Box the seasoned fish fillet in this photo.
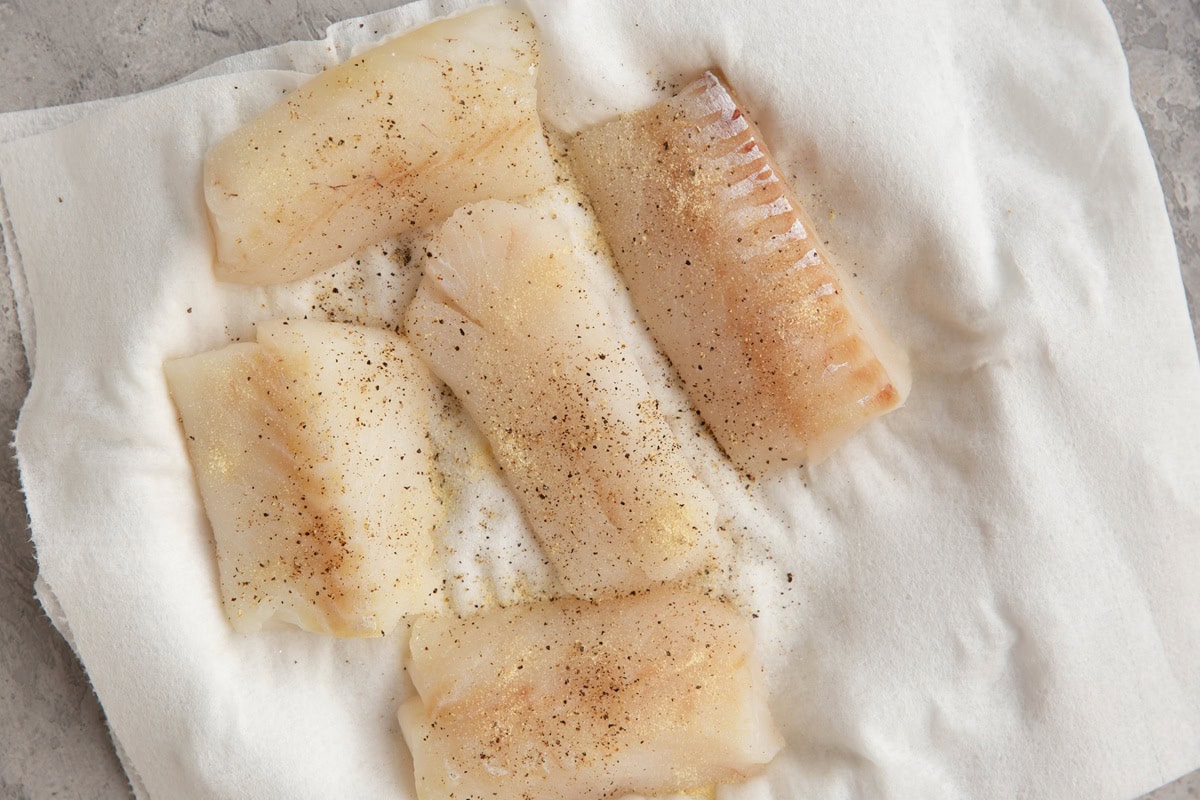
[405,201,719,599]
[165,320,443,636]
[570,71,910,472]
[398,587,783,799]
[205,6,555,285]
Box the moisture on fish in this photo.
[204,6,556,285]
[405,200,721,600]
[165,320,444,636]
[570,71,911,473]
[399,586,784,800]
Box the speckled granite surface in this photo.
[0,1,1196,798]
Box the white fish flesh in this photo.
[204,6,556,285]
[570,71,911,473]
[405,200,720,600]
[398,587,784,799]
[164,319,443,636]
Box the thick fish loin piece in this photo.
[399,587,783,799]
[405,200,719,599]
[571,71,910,473]
[205,6,556,285]
[165,320,443,636]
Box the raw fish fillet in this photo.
[398,587,783,799]
[405,201,719,599]
[205,6,555,285]
[165,320,443,636]
[570,71,911,473]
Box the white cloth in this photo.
[1,1,1197,799]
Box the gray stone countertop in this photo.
[0,1,1196,798]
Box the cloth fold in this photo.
[0,1,1197,798]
